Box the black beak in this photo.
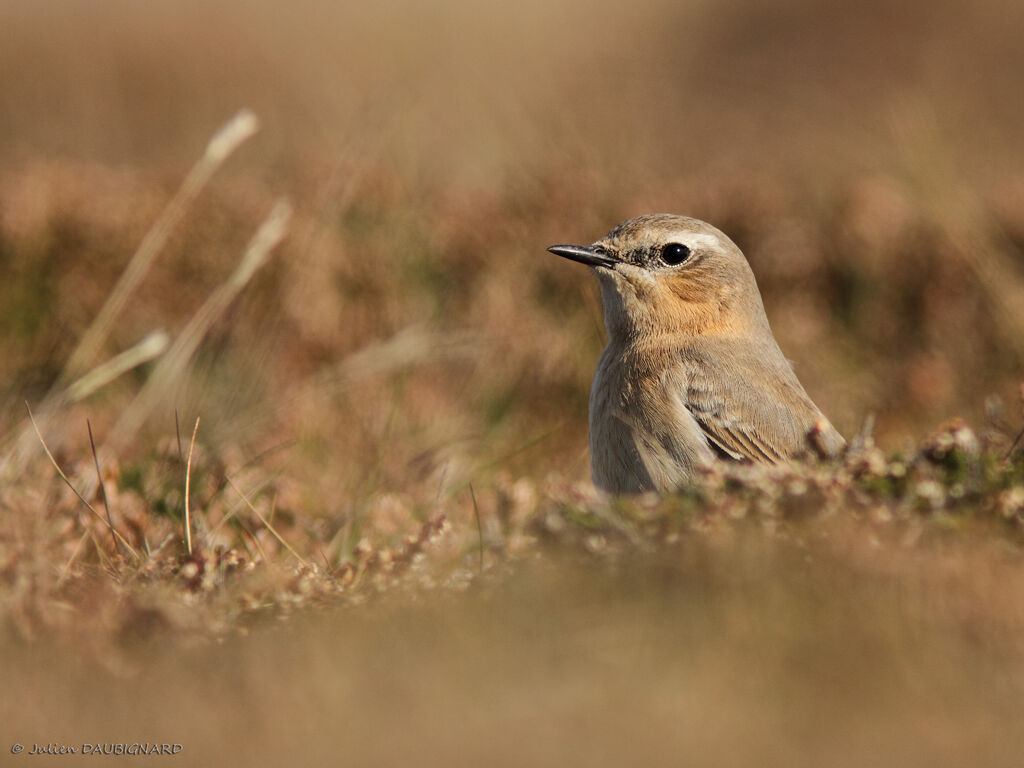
[547,244,620,269]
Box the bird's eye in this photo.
[660,243,691,266]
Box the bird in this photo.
[547,214,845,494]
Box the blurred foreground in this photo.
[5,528,1024,768]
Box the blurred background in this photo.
[2,0,1023,507]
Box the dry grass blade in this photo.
[56,531,91,588]
[1012,386,1024,459]
[1007,425,1024,460]
[60,110,260,382]
[470,483,483,572]
[108,199,292,449]
[184,417,200,556]
[224,475,308,566]
[319,325,479,389]
[175,410,183,463]
[242,324,480,441]
[25,403,139,562]
[1,331,170,480]
[65,330,169,403]
[87,420,117,554]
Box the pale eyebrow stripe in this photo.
[685,233,720,249]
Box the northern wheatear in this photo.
[548,214,845,494]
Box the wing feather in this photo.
[682,353,821,464]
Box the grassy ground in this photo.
[2,0,1024,764]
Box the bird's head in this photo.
[548,214,769,343]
